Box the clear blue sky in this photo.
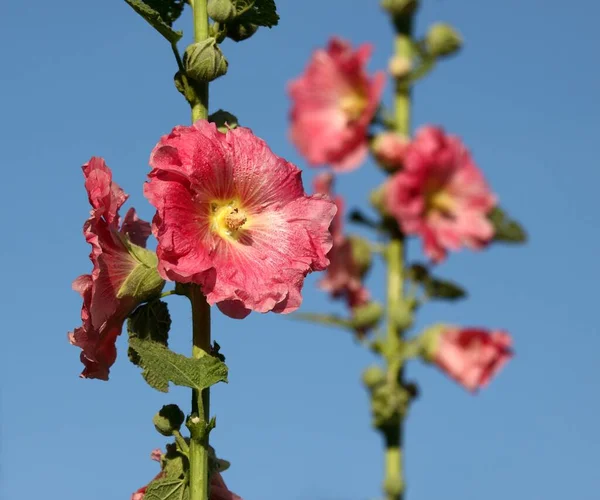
[2,1,599,499]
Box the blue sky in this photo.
[2,1,600,499]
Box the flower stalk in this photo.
[189,2,211,500]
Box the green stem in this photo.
[383,14,413,500]
[188,4,211,500]
[191,0,209,122]
[189,284,211,500]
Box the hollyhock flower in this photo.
[69,157,163,380]
[385,126,497,262]
[372,131,409,172]
[288,37,385,171]
[424,327,513,392]
[144,121,336,319]
[313,173,370,310]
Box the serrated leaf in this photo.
[291,312,353,331]
[489,206,527,244]
[128,301,171,366]
[235,0,279,28]
[129,338,228,393]
[144,477,188,500]
[143,0,186,26]
[124,0,183,43]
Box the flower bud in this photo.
[390,300,414,331]
[362,365,386,390]
[153,404,185,436]
[380,0,419,17]
[184,38,228,83]
[372,132,409,173]
[388,55,412,79]
[369,183,390,216]
[425,23,463,58]
[208,109,239,133]
[116,243,165,302]
[348,236,372,277]
[226,22,259,42]
[207,0,236,23]
[351,301,384,331]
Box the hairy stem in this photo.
[188,4,211,500]
[383,14,414,500]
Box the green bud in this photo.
[153,404,185,436]
[381,0,419,17]
[383,476,405,497]
[208,109,239,133]
[390,301,414,331]
[184,38,228,83]
[351,302,384,332]
[348,236,372,277]
[226,21,259,42]
[207,0,236,23]
[419,324,447,361]
[425,23,463,58]
[369,184,389,216]
[362,365,386,390]
[116,242,165,302]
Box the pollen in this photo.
[211,201,248,239]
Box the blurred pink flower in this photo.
[144,121,336,319]
[385,126,496,262]
[69,158,153,380]
[289,37,385,171]
[429,327,512,391]
[372,131,409,171]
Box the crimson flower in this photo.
[288,37,385,171]
[144,121,336,319]
[69,158,161,380]
[426,327,513,392]
[385,126,496,262]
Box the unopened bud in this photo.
[388,55,412,78]
[425,23,463,58]
[226,22,259,42]
[381,0,419,17]
[369,183,390,216]
[372,132,409,173]
[184,38,228,83]
[351,302,384,331]
[207,0,236,23]
[362,365,386,389]
[153,404,185,436]
[208,109,239,133]
[348,236,372,277]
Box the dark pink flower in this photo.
[144,121,336,319]
[69,157,156,380]
[313,173,370,309]
[288,37,385,171]
[427,327,513,392]
[385,126,497,262]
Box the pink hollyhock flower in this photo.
[313,173,370,309]
[288,37,385,171]
[426,327,513,392]
[144,121,336,319]
[385,126,497,262]
[372,132,409,172]
[69,157,159,380]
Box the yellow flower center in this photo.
[424,184,455,218]
[211,200,248,240]
[339,90,368,121]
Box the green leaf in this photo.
[143,0,186,26]
[407,264,467,301]
[128,300,171,345]
[129,338,228,393]
[235,0,279,28]
[290,312,353,331]
[489,207,527,244]
[144,477,188,500]
[124,0,183,43]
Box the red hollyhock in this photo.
[385,126,496,262]
[288,37,385,171]
[144,121,336,319]
[69,158,159,380]
[426,327,513,392]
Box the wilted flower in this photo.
[288,37,385,171]
[144,121,336,319]
[424,326,512,391]
[385,126,496,262]
[69,158,163,380]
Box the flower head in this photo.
[288,37,385,171]
[69,158,161,380]
[144,121,336,319]
[425,326,513,391]
[385,126,497,262]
